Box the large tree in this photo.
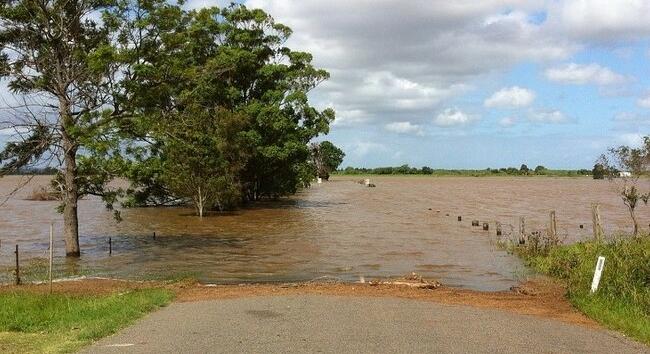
[0,0,124,256]
[118,4,334,207]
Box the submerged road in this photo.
[84,295,648,354]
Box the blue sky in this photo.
[2,0,650,169]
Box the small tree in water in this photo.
[598,136,650,237]
[160,108,250,218]
[310,141,345,180]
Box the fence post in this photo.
[496,222,502,236]
[549,210,557,240]
[49,223,54,294]
[592,204,603,241]
[15,244,20,285]
[109,237,112,255]
[519,216,526,244]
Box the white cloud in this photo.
[528,109,568,124]
[484,86,535,108]
[498,117,517,127]
[384,121,423,135]
[434,108,476,127]
[331,109,370,127]
[544,63,626,85]
[245,0,574,128]
[348,141,387,157]
[637,95,650,108]
[547,0,650,42]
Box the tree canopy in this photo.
[310,141,345,180]
[0,1,337,254]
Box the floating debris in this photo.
[368,272,441,289]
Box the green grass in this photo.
[0,288,173,353]
[517,235,650,345]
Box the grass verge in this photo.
[513,235,649,345]
[0,287,173,353]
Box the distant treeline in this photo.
[336,164,592,177]
[9,167,59,175]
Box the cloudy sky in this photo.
[2,0,650,169]
[241,0,650,169]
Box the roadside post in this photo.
[590,256,605,293]
[15,244,20,285]
[49,223,54,294]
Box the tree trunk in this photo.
[61,97,80,257]
[197,186,204,218]
[629,206,639,237]
[62,134,80,257]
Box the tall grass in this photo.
[514,235,650,344]
[0,288,173,353]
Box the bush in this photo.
[25,186,60,201]
[518,235,650,344]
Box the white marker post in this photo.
[590,256,605,293]
[317,177,322,184]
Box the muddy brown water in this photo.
[0,175,648,290]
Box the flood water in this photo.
[0,175,648,290]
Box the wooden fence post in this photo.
[549,210,557,240]
[15,245,20,285]
[519,216,526,244]
[49,223,53,293]
[592,204,603,241]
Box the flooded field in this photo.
[0,175,647,290]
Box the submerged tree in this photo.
[598,136,650,237]
[160,108,250,217]
[310,141,345,180]
[118,4,335,206]
[0,0,125,256]
[592,163,606,180]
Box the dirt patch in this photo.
[0,276,594,328]
[176,277,595,328]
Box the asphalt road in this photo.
[84,295,648,354]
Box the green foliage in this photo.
[310,141,345,180]
[597,135,650,236]
[519,236,650,344]
[534,165,546,173]
[0,288,173,352]
[519,164,530,174]
[160,108,250,216]
[116,3,334,207]
[592,163,606,179]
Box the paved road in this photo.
[84,295,648,354]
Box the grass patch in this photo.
[0,288,173,353]
[514,235,650,345]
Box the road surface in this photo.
[84,295,648,354]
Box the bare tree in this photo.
[598,136,650,237]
